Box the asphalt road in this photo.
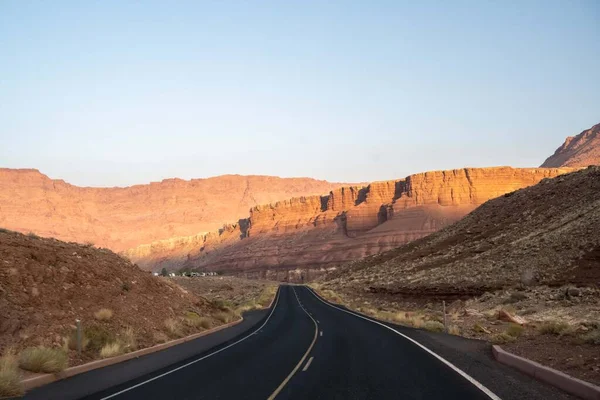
[24,285,574,400]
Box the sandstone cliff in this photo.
[321,166,600,295]
[0,169,347,251]
[125,167,574,275]
[541,122,600,168]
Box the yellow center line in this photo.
[267,287,319,400]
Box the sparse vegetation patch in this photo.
[18,346,68,373]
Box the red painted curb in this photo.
[493,345,600,400]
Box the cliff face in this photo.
[0,169,347,251]
[541,123,600,168]
[126,167,574,274]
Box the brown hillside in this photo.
[541,122,600,168]
[125,167,574,276]
[0,169,347,251]
[322,166,600,296]
[0,229,225,365]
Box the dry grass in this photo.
[183,312,211,330]
[506,323,524,338]
[164,318,183,338]
[423,321,445,333]
[100,342,123,359]
[0,348,23,398]
[492,332,517,344]
[18,346,68,373]
[121,327,137,352]
[538,320,571,336]
[257,285,278,307]
[448,325,461,335]
[213,311,236,324]
[578,329,600,345]
[94,308,114,321]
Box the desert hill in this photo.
[321,166,600,296]
[125,167,574,277]
[0,229,228,363]
[0,169,347,251]
[541,122,600,168]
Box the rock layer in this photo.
[541,122,600,168]
[0,169,347,251]
[125,167,574,274]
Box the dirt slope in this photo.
[322,166,600,296]
[541,122,600,168]
[0,169,348,251]
[0,229,224,365]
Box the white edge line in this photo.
[302,357,314,372]
[305,287,501,400]
[100,287,282,400]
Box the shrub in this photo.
[121,327,137,352]
[492,332,516,344]
[18,347,68,373]
[0,349,23,398]
[0,228,9,234]
[85,325,115,352]
[506,323,524,338]
[256,286,278,307]
[100,342,123,358]
[83,241,95,248]
[121,282,131,292]
[423,321,445,332]
[211,299,234,311]
[538,320,570,336]
[578,329,600,345]
[67,328,90,351]
[213,311,234,324]
[94,308,113,321]
[164,318,183,338]
[183,312,210,329]
[448,325,460,335]
[27,232,40,239]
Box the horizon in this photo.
[1,1,599,187]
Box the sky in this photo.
[1,1,599,187]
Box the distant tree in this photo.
[161,268,168,277]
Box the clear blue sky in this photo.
[1,1,599,187]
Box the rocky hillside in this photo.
[125,167,574,276]
[0,229,228,365]
[541,122,600,168]
[321,166,600,297]
[0,169,347,251]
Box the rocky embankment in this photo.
[541,122,600,168]
[0,169,346,251]
[126,167,574,275]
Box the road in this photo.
[25,285,573,400]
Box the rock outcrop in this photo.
[125,167,574,274]
[0,169,347,251]
[541,122,600,168]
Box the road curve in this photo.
[23,285,574,400]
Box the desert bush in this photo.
[538,320,570,336]
[257,285,278,307]
[211,299,234,311]
[121,327,137,352]
[448,325,460,335]
[100,342,123,358]
[121,282,131,292]
[94,308,113,321]
[164,318,183,338]
[18,347,68,373]
[578,329,600,345]
[213,311,235,324]
[506,323,524,338]
[67,328,90,351]
[83,241,95,248]
[492,332,517,344]
[0,227,9,233]
[183,312,211,330]
[423,321,445,333]
[473,323,490,334]
[0,348,23,398]
[85,325,115,351]
[27,232,40,239]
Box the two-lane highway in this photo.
[26,285,570,399]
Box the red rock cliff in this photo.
[541,122,600,168]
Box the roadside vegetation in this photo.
[18,347,68,373]
[0,348,23,398]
